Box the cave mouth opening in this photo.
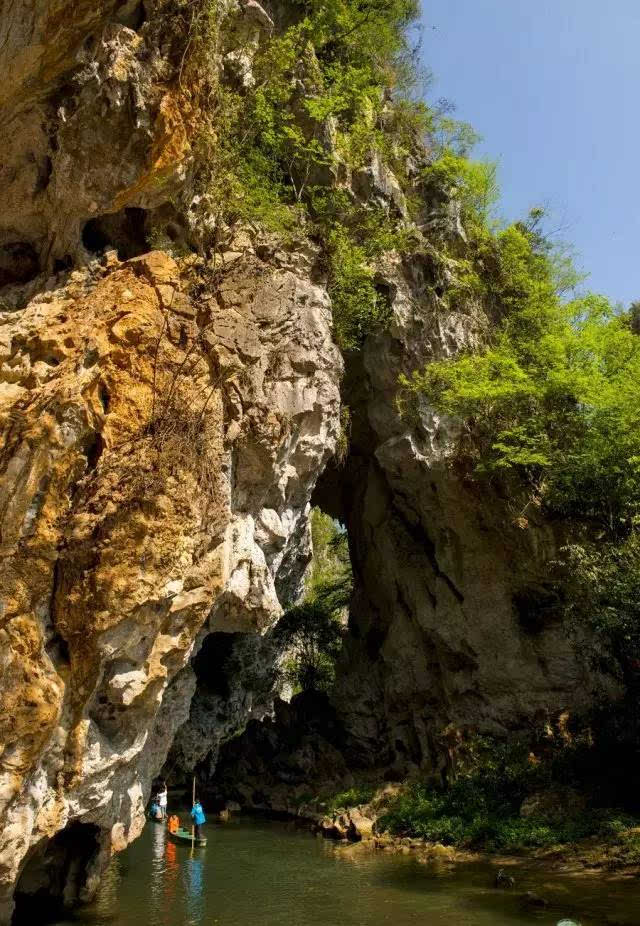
[82,207,149,260]
[161,504,355,798]
[0,241,40,288]
[13,823,102,925]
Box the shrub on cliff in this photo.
[400,211,640,530]
[185,0,475,350]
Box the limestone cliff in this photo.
[0,2,341,915]
[207,244,620,814]
[0,241,340,918]
[321,249,619,771]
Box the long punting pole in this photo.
[191,775,195,852]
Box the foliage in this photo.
[401,222,640,534]
[560,537,640,678]
[378,736,640,851]
[185,0,477,350]
[310,188,415,348]
[277,601,343,692]
[326,784,376,812]
[421,150,499,227]
[336,405,352,464]
[276,509,352,692]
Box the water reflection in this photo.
[149,823,165,925]
[182,857,204,926]
[162,832,181,926]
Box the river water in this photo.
[51,817,640,926]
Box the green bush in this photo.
[326,784,376,811]
[275,509,352,692]
[421,150,499,227]
[401,217,640,530]
[377,737,640,851]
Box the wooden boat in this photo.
[167,827,207,847]
[148,814,164,823]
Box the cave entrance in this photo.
[13,823,102,925]
[162,630,282,793]
[82,207,149,260]
[162,507,354,796]
[0,242,40,288]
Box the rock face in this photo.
[210,691,349,815]
[164,629,284,783]
[1,0,193,276]
[0,0,344,917]
[0,243,340,920]
[319,247,618,771]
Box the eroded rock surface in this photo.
[0,0,346,914]
[0,246,341,919]
[319,248,619,771]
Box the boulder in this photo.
[520,789,587,821]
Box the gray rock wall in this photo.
[325,250,620,770]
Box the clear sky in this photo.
[418,0,640,306]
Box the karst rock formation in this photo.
[0,0,615,919]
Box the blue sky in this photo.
[418,0,640,305]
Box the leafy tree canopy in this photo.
[275,509,352,693]
[401,215,640,536]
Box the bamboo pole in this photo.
[191,775,195,853]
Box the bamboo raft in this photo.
[167,827,207,847]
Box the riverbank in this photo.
[211,787,640,883]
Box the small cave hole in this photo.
[98,381,110,414]
[192,632,237,699]
[82,220,111,255]
[45,633,70,667]
[0,242,40,288]
[513,585,563,635]
[53,256,73,274]
[84,433,104,472]
[115,0,147,30]
[82,207,149,260]
[13,823,101,925]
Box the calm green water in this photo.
[56,817,640,926]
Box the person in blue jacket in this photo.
[191,799,206,839]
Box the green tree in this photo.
[276,509,352,692]
[400,213,640,664]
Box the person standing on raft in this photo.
[191,799,206,839]
[158,782,168,820]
